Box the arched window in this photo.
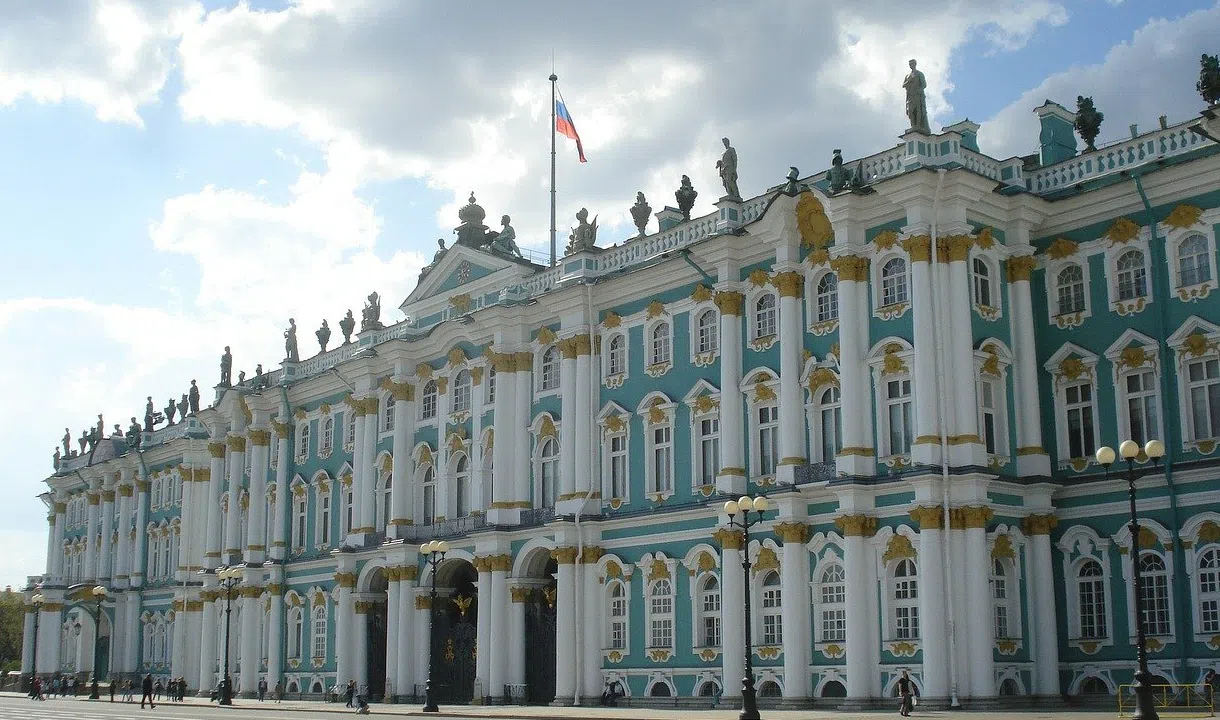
[649,682,672,697]
[421,466,436,525]
[1076,559,1107,639]
[892,558,919,640]
[1198,547,1220,634]
[1116,250,1147,300]
[317,485,331,546]
[382,395,395,431]
[607,581,627,650]
[973,257,992,307]
[650,322,671,366]
[695,414,720,487]
[818,386,842,463]
[420,381,438,420]
[1186,354,1220,441]
[538,438,557,507]
[345,411,356,447]
[754,294,777,339]
[698,681,719,697]
[452,370,472,413]
[321,417,334,454]
[292,491,307,551]
[816,273,838,322]
[296,421,311,460]
[698,575,721,648]
[648,579,674,649]
[761,571,782,645]
[821,680,847,698]
[311,605,327,660]
[819,564,846,643]
[756,400,779,476]
[379,473,392,530]
[1056,265,1085,315]
[696,309,719,355]
[885,377,913,456]
[607,335,626,376]
[1124,368,1158,446]
[454,455,470,517]
[881,258,908,306]
[486,365,496,404]
[1138,553,1171,637]
[1178,234,1212,287]
[758,681,782,697]
[992,559,1010,638]
[540,347,559,391]
[143,622,154,664]
[341,483,353,537]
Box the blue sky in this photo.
[1,0,1217,588]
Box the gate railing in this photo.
[504,683,527,704]
[1117,684,1214,717]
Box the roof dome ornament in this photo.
[455,191,493,248]
[458,191,486,227]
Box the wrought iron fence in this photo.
[1117,684,1213,717]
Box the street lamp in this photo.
[29,592,44,692]
[87,586,107,699]
[1095,438,1166,720]
[420,540,450,713]
[722,495,771,720]
[216,566,243,706]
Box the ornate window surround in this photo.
[689,305,720,367]
[311,470,332,550]
[598,403,632,508]
[742,368,781,484]
[1043,252,1093,329]
[1103,330,1164,448]
[969,249,1003,322]
[975,340,1013,462]
[530,414,560,509]
[803,359,842,465]
[873,525,921,647]
[683,381,721,496]
[987,525,1025,650]
[805,266,839,335]
[1167,316,1220,452]
[1057,525,1115,653]
[1112,519,1177,645]
[643,314,674,378]
[638,393,676,501]
[601,330,629,388]
[746,284,778,351]
[1043,342,1101,469]
[1181,512,1220,644]
[867,338,915,465]
[871,249,911,321]
[1165,221,1219,302]
[534,345,562,399]
[1104,236,1153,316]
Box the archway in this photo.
[430,558,478,704]
[517,549,557,704]
[363,568,389,701]
[821,680,846,698]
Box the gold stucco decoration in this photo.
[647,558,671,583]
[417,445,433,466]
[901,235,930,262]
[449,293,472,314]
[646,398,668,426]
[1107,217,1141,245]
[1058,356,1090,381]
[1046,238,1079,259]
[834,514,877,538]
[753,380,777,403]
[1197,520,1220,543]
[1164,204,1203,229]
[873,230,899,251]
[882,534,917,563]
[974,227,996,249]
[604,414,625,433]
[696,551,716,573]
[981,344,1001,376]
[692,394,719,415]
[752,546,779,574]
[415,363,433,379]
[1182,332,1219,358]
[1006,255,1037,282]
[538,416,557,439]
[1118,345,1150,370]
[747,268,770,287]
[602,311,621,328]
[447,347,467,367]
[807,367,839,393]
[713,528,744,550]
[690,284,713,302]
[796,192,833,250]
[881,343,908,376]
[646,300,666,319]
[537,326,557,345]
[991,534,1016,561]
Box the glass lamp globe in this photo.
[1095,446,1116,466]
[1119,440,1140,459]
[1144,439,1165,459]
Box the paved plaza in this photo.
[0,693,1139,720]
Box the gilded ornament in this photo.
[417,445,433,465]
[901,235,930,262]
[447,347,468,367]
[603,560,622,578]
[208,442,227,458]
[807,248,830,266]
[945,234,973,262]
[713,291,744,316]
[774,522,808,544]
[603,414,625,433]
[713,528,744,550]
[829,255,868,282]
[435,376,449,394]
[537,326,557,345]
[696,551,716,572]
[1058,356,1089,381]
[538,416,557,439]
[805,367,839,395]
[873,230,899,251]
[771,271,804,298]
[753,381,777,403]
[510,586,532,603]
[227,435,246,453]
[646,400,668,426]
[449,293,472,314]
[889,641,917,657]
[1163,204,1203,229]
[1106,217,1141,244]
[747,268,770,287]
[1118,346,1149,370]
[602,311,622,328]
[882,534,917,563]
[908,505,944,530]
[645,300,666,319]
[453,594,473,618]
[834,514,877,538]
[881,344,908,376]
[1021,514,1058,536]
[1046,238,1079,259]
[751,546,779,573]
[980,344,1001,376]
[1006,255,1037,282]
[974,227,996,249]
[1198,520,1220,543]
[1182,332,1217,358]
[796,192,833,250]
[415,363,433,379]
[551,547,578,564]
[514,352,534,373]
[248,428,271,447]
[415,595,431,610]
[957,506,994,529]
[690,284,713,302]
[692,394,719,415]
[470,366,483,386]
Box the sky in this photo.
[1,0,1218,589]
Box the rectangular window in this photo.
[1188,358,1220,440]
[1124,370,1159,445]
[698,417,720,486]
[886,378,913,455]
[979,379,1001,455]
[319,494,330,546]
[894,606,918,640]
[994,605,1009,639]
[652,426,672,492]
[1140,572,1171,637]
[383,398,395,432]
[702,615,721,648]
[1078,577,1106,639]
[423,484,436,525]
[757,405,778,476]
[609,434,627,498]
[1065,382,1096,459]
[822,608,846,643]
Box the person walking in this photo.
[124,679,135,702]
[140,673,155,709]
[897,670,913,716]
[1205,669,1219,705]
[109,678,115,702]
[345,680,356,708]
[274,679,283,703]
[258,677,267,702]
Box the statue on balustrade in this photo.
[630,192,651,237]
[340,310,356,345]
[828,150,849,193]
[1074,95,1104,152]
[164,397,177,425]
[96,414,105,440]
[237,370,246,385]
[62,428,71,457]
[675,175,697,221]
[903,59,930,134]
[717,137,741,200]
[220,346,233,387]
[113,423,123,437]
[144,396,156,433]
[53,448,60,470]
[78,430,88,455]
[127,418,143,447]
[284,318,299,363]
[316,319,331,353]
[488,216,523,258]
[1198,53,1220,106]
[419,239,447,280]
[189,380,200,414]
[361,293,383,332]
[177,395,188,420]
[566,208,598,254]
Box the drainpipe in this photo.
[1131,169,1189,679]
[572,279,601,706]
[927,168,961,707]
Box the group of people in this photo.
[26,674,81,699]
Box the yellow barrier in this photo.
[1117,684,1215,717]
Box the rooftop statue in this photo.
[53,448,60,470]
[127,417,142,446]
[904,59,931,134]
[165,397,177,425]
[361,292,383,332]
[316,319,331,353]
[78,430,87,455]
[717,137,741,200]
[178,395,188,420]
[488,215,523,258]
[189,380,200,414]
[238,370,246,385]
[454,192,492,248]
[340,310,356,345]
[113,423,123,437]
[828,149,848,193]
[566,207,598,254]
[1075,95,1104,152]
[220,346,233,387]
[1199,53,1220,106]
[96,413,105,440]
[284,318,299,362]
[255,364,264,388]
[144,396,156,433]
[675,175,697,221]
[62,428,71,457]
[781,166,802,196]
[419,238,447,279]
[630,192,651,237]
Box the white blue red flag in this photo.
[555,98,586,163]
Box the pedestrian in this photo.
[140,673,155,709]
[345,679,356,708]
[1205,669,1219,702]
[274,679,283,703]
[258,677,267,702]
[110,678,115,702]
[897,670,913,716]
[125,679,135,702]
[154,678,163,701]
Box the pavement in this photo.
[0,692,1138,719]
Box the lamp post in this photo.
[420,540,449,713]
[723,495,771,720]
[217,567,243,706]
[1095,438,1166,720]
[87,585,107,699]
[29,592,44,691]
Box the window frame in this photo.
[534,435,558,509]
[1045,256,1093,328]
[874,254,910,318]
[537,346,561,395]
[815,560,847,645]
[603,332,629,385]
[451,369,472,415]
[419,380,438,421]
[808,269,840,332]
[599,409,631,505]
[758,570,783,647]
[640,397,676,500]
[888,557,920,642]
[646,318,673,371]
[692,307,720,363]
[1170,231,1217,292]
[646,578,675,651]
[694,572,722,650]
[605,578,629,652]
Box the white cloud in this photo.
[0,0,200,125]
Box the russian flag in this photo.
[555,98,587,163]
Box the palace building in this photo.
[21,95,1220,708]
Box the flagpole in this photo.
[549,72,558,267]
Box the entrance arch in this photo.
[429,558,478,704]
[517,548,557,705]
[360,568,389,701]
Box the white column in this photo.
[554,548,577,700]
[573,335,594,496]
[267,584,283,693]
[414,593,431,690]
[50,500,66,579]
[908,241,941,464]
[389,382,413,534]
[434,379,452,521]
[114,487,131,581]
[21,609,35,675]
[99,488,115,581]
[205,441,226,568]
[1025,515,1060,696]
[131,478,149,586]
[715,291,746,495]
[394,571,417,699]
[85,489,101,580]
[507,586,526,689]
[475,561,492,700]
[198,589,218,692]
[270,424,291,560]
[717,530,745,701]
[225,437,245,564]
[358,401,377,533]
[489,353,523,521]
[38,604,60,674]
[581,557,602,699]
[963,508,995,698]
[488,564,509,700]
[832,257,874,474]
[559,344,578,499]
[949,522,970,698]
[911,507,948,698]
[385,572,401,698]
[171,598,188,678]
[777,523,810,698]
[123,592,141,674]
[354,608,368,690]
[349,402,366,540]
[947,244,979,460]
[1008,257,1048,472]
[246,429,270,563]
[239,579,261,696]
[336,575,355,685]
[513,354,531,505]
[774,272,807,481]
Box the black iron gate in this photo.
[431,593,477,704]
[524,585,557,704]
[365,602,387,700]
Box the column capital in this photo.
[510,586,532,603]
[712,528,744,550]
[909,505,945,530]
[551,547,578,564]
[208,441,227,458]
[713,290,744,316]
[902,235,931,262]
[951,505,994,530]
[1006,255,1037,282]
[834,514,877,537]
[1022,513,1058,536]
[270,420,291,439]
[939,234,973,262]
[774,522,808,544]
[54,501,67,514]
[226,435,246,453]
[488,350,516,373]
[333,571,357,588]
[829,255,869,281]
[415,595,431,609]
[380,377,415,401]
[248,428,271,447]
[772,271,804,298]
[579,547,604,564]
[514,352,534,373]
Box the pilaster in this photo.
[205,440,226,568]
[1008,256,1050,476]
[552,546,578,700]
[835,513,878,698]
[775,521,810,698]
[1023,514,1060,696]
[714,291,746,495]
[386,379,414,536]
[773,270,807,483]
[909,505,948,699]
[831,255,874,475]
[714,528,745,702]
[335,561,357,687]
[270,420,291,561]
[246,424,271,563]
[224,434,245,564]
